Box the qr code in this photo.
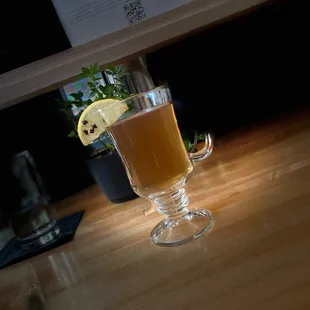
[123,0,147,25]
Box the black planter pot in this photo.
[86,151,138,203]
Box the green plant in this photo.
[57,63,205,154]
[56,63,131,150]
[183,133,205,152]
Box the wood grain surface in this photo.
[1,108,310,309]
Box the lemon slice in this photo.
[77,98,128,146]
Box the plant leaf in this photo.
[87,81,95,88]
[89,63,94,73]
[70,91,83,100]
[100,84,115,98]
[68,130,77,138]
[89,91,98,98]
[97,93,104,100]
[73,100,85,108]
[57,63,131,142]
[197,134,205,141]
[106,65,115,71]
[114,66,121,74]
[105,69,114,75]
[93,62,100,73]
[82,67,90,75]
[183,138,193,152]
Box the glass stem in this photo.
[153,187,189,221]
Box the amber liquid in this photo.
[107,103,192,197]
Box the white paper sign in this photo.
[52,0,193,46]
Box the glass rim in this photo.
[118,85,170,103]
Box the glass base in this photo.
[150,208,214,247]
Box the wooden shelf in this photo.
[0,0,268,110]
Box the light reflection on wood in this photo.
[1,109,310,309]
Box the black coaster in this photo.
[0,211,84,269]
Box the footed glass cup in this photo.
[107,86,214,246]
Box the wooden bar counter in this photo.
[1,108,310,309]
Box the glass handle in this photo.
[188,133,214,163]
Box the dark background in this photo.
[0,1,71,74]
[146,0,309,134]
[0,0,308,213]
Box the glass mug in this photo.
[106,86,215,246]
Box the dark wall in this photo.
[146,0,309,135]
[0,1,70,74]
[0,91,94,214]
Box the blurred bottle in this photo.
[10,151,60,249]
